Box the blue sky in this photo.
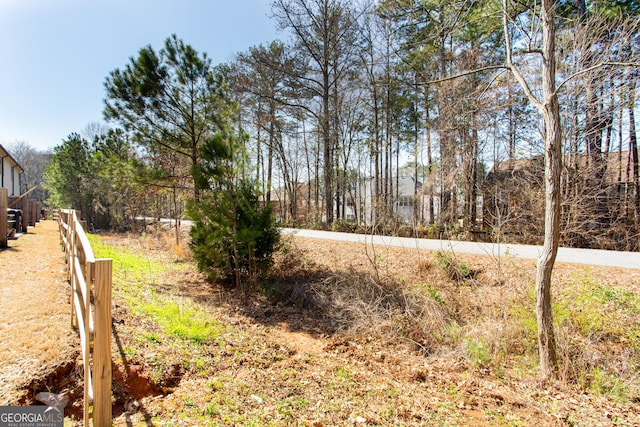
[0,0,281,151]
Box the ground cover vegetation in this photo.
[81,228,638,426]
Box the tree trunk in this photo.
[425,86,434,225]
[536,0,560,379]
[504,0,560,379]
[267,109,275,204]
[629,77,639,223]
[470,112,479,228]
[256,109,262,193]
[413,117,419,226]
[323,93,333,224]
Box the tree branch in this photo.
[424,65,508,85]
[503,0,544,113]
[556,62,640,95]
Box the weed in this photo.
[426,285,447,306]
[144,332,162,344]
[207,378,224,391]
[203,401,220,417]
[193,356,207,369]
[385,388,399,398]
[435,250,474,282]
[462,336,491,369]
[334,366,350,380]
[122,346,136,357]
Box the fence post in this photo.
[93,258,112,424]
[0,188,7,249]
[21,199,28,233]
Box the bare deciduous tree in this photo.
[503,0,561,379]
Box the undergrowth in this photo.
[434,250,475,283]
[512,270,640,401]
[88,233,223,377]
[272,238,640,402]
[77,231,640,425]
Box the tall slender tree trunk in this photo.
[323,37,333,224]
[508,83,516,160]
[535,0,561,379]
[256,110,262,194]
[374,86,381,225]
[470,111,479,227]
[316,134,321,219]
[629,77,639,223]
[425,86,434,225]
[267,107,275,203]
[504,0,559,379]
[437,39,451,226]
[413,102,419,226]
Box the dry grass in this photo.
[100,227,638,425]
[7,222,638,425]
[0,221,78,405]
[270,236,640,400]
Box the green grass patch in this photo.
[88,233,167,282]
[555,273,640,348]
[88,233,222,344]
[511,271,640,400]
[137,297,221,343]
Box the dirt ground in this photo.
[0,220,77,405]
[102,230,639,426]
[1,224,639,425]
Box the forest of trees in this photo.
[39,0,639,253]
[228,0,639,251]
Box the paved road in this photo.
[282,228,640,270]
[141,217,640,270]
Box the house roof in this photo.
[573,150,637,184]
[0,144,24,173]
[485,151,637,186]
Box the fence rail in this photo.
[58,209,112,426]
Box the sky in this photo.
[0,0,281,152]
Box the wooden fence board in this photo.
[58,209,112,426]
[0,188,7,249]
[93,258,112,424]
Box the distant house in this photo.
[0,144,24,197]
[481,157,545,241]
[359,175,436,226]
[269,183,304,224]
[482,151,638,242]
[265,175,434,226]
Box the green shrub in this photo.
[188,180,279,289]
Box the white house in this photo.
[355,175,439,226]
[0,144,23,197]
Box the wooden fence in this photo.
[1,188,7,249]
[58,209,112,426]
[1,186,43,250]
